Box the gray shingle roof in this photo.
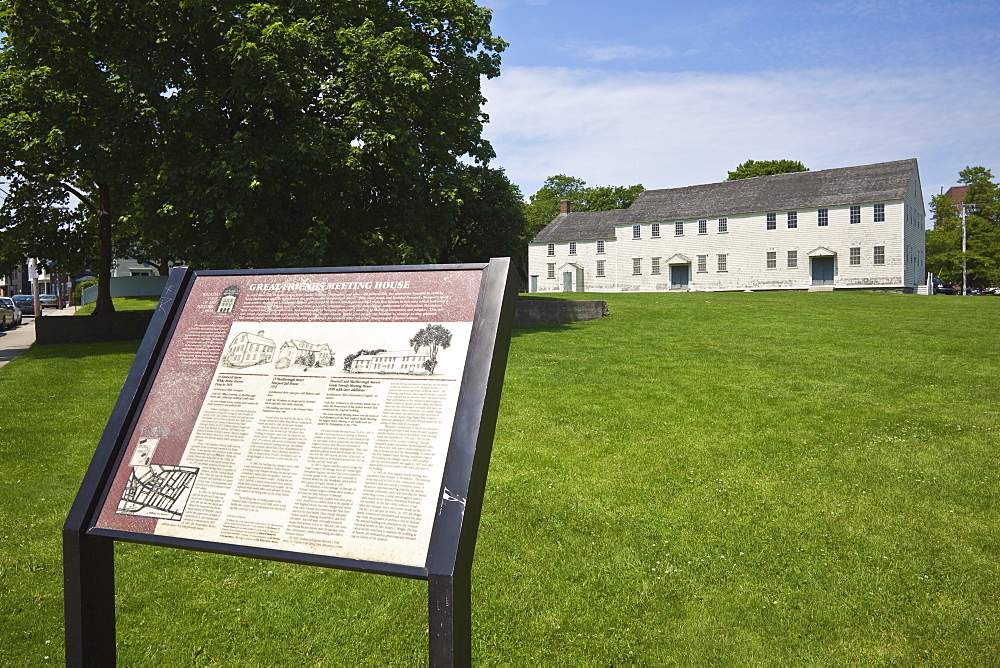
[532,209,629,243]
[532,159,917,243]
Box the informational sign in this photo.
[67,261,517,666]
[92,269,484,568]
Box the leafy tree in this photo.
[926,166,1000,287]
[410,324,452,374]
[727,159,808,181]
[439,165,526,269]
[1,1,505,313]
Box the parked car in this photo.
[12,294,35,316]
[0,299,13,331]
[932,278,956,295]
[39,294,59,308]
[0,297,22,326]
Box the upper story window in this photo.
[547,243,555,256]
[632,224,641,239]
[874,203,885,222]
[787,211,797,229]
[651,223,660,237]
[675,221,684,236]
[818,208,829,227]
[873,246,885,265]
[766,213,777,230]
[766,251,777,268]
[698,219,708,234]
[850,205,861,224]
[849,247,861,265]
[568,242,577,255]
[718,217,728,233]
[596,240,605,254]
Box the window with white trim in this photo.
[818,208,828,226]
[717,254,727,272]
[596,259,606,277]
[850,205,861,224]
[766,251,777,268]
[597,239,605,254]
[873,246,885,265]
[787,250,797,268]
[546,243,554,256]
[766,213,776,230]
[651,257,661,274]
[849,247,861,265]
[568,242,577,255]
[698,219,707,234]
[675,221,684,236]
[874,203,885,222]
[547,263,555,279]
[632,224,641,239]
[632,258,642,275]
[787,211,797,228]
[697,255,707,272]
[718,217,728,233]
[651,223,660,237]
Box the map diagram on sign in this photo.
[116,465,200,521]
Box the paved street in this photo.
[0,305,80,368]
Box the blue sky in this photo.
[479,0,1000,210]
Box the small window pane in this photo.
[632,258,642,275]
[766,251,777,268]
[633,224,641,239]
[818,209,828,227]
[850,247,861,265]
[547,243,554,256]
[568,242,577,255]
[718,217,728,232]
[697,255,707,272]
[698,219,707,234]
[651,223,660,237]
[651,257,661,275]
[675,221,684,236]
[766,213,776,230]
[717,254,727,272]
[873,246,885,265]
[787,211,797,228]
[787,250,797,268]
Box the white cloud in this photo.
[483,65,1000,205]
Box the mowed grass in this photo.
[1,291,998,664]
[74,296,162,315]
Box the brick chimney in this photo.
[559,199,571,214]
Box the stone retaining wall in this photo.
[514,299,609,325]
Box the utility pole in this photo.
[28,258,41,317]
[961,204,968,296]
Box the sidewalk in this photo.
[0,305,80,368]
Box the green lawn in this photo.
[1,291,997,664]
[74,296,162,315]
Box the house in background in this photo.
[529,159,926,293]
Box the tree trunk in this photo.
[92,183,116,316]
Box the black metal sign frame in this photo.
[63,258,518,666]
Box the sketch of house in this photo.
[347,350,431,375]
[274,339,334,369]
[221,330,276,368]
[216,285,240,313]
[528,159,926,293]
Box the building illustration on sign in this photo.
[216,285,241,313]
[274,339,334,369]
[347,349,431,374]
[345,324,453,375]
[221,330,276,368]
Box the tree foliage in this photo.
[410,324,452,374]
[727,159,808,181]
[1,0,507,313]
[926,166,1000,286]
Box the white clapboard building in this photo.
[528,159,925,293]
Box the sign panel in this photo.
[93,269,483,568]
